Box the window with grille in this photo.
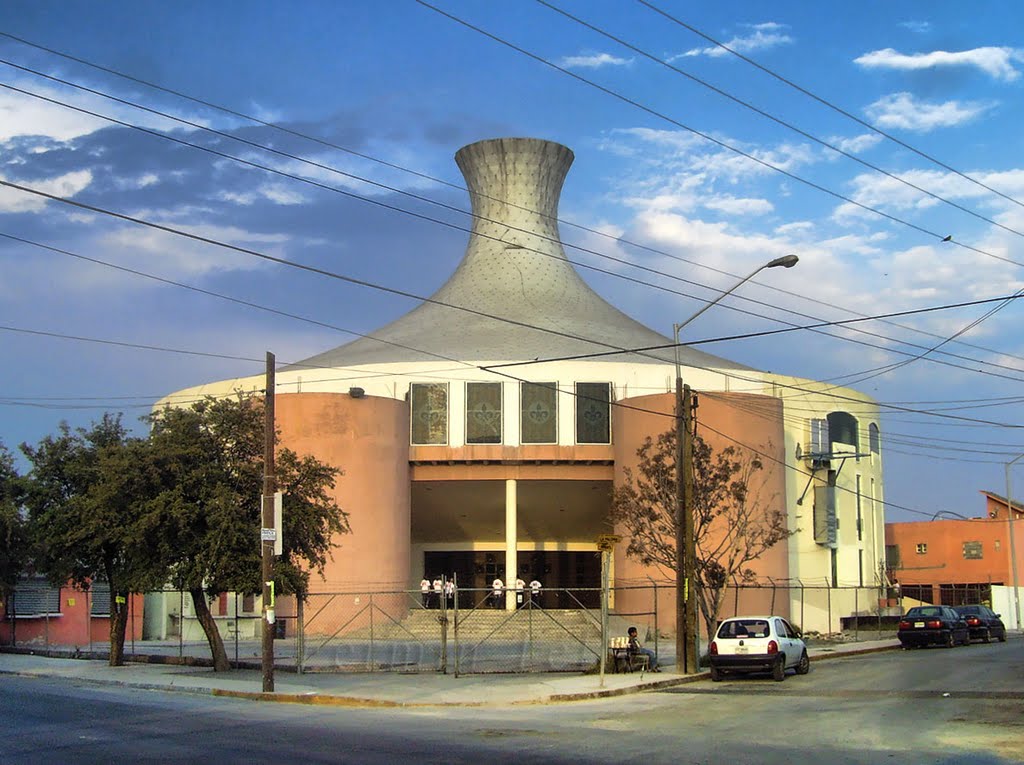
[962,541,983,560]
[466,382,502,444]
[5,576,61,618]
[575,382,611,444]
[521,382,557,444]
[916,543,927,555]
[410,383,448,445]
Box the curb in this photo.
[0,641,906,708]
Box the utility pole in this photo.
[674,375,686,672]
[682,384,698,674]
[261,351,276,693]
[676,381,699,674]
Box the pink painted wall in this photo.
[1,585,143,650]
[275,392,411,592]
[611,391,790,635]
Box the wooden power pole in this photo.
[261,352,276,693]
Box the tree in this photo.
[21,416,167,665]
[0,442,30,608]
[146,394,350,671]
[609,429,792,639]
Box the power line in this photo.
[3,39,1022,370]
[6,78,1023,386]
[412,0,1024,270]
[535,0,1024,241]
[634,0,1024,212]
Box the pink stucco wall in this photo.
[274,392,411,592]
[611,391,790,635]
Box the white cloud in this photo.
[677,24,793,59]
[215,183,306,206]
[828,133,884,154]
[854,46,1024,82]
[865,92,990,132]
[899,21,931,34]
[704,196,774,215]
[558,53,633,69]
[96,222,289,280]
[774,221,814,236]
[0,170,93,213]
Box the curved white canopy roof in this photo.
[289,138,754,373]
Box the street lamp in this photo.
[1005,454,1023,630]
[673,254,799,674]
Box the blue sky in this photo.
[1,1,1023,523]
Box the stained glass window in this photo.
[410,383,448,445]
[521,382,557,444]
[467,382,502,444]
[575,382,611,444]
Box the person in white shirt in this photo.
[515,578,526,608]
[432,576,443,608]
[491,578,504,608]
[529,578,542,605]
[420,578,431,608]
[444,578,455,608]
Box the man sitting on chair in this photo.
[627,626,659,672]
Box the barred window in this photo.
[466,382,502,444]
[521,382,557,444]
[410,383,448,445]
[5,576,61,618]
[89,580,111,616]
[576,382,611,444]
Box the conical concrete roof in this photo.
[290,138,753,371]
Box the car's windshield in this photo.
[905,607,942,618]
[955,606,980,614]
[718,619,770,638]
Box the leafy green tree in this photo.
[21,415,167,665]
[609,430,791,639]
[0,442,30,608]
[146,394,349,671]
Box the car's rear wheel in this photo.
[982,629,991,643]
[944,631,955,648]
[772,656,786,682]
[710,665,722,682]
[998,629,1007,643]
[795,650,810,675]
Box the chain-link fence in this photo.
[3,579,1002,669]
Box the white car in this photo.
[708,616,810,682]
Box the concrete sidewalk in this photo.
[0,639,900,707]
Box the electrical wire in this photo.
[2,36,1021,370]
[535,0,1024,241]
[634,0,1024,212]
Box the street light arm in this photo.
[673,254,799,337]
[672,255,799,377]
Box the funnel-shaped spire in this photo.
[290,137,750,370]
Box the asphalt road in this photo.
[4,640,1022,764]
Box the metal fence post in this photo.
[854,587,859,642]
[453,585,460,678]
[369,593,375,672]
[88,588,92,654]
[234,592,239,666]
[826,578,832,635]
[799,579,805,632]
[178,589,184,658]
[297,596,305,675]
[439,584,448,674]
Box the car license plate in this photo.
[914,621,925,628]
[736,645,748,654]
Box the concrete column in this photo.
[505,478,518,611]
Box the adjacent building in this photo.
[886,490,1024,627]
